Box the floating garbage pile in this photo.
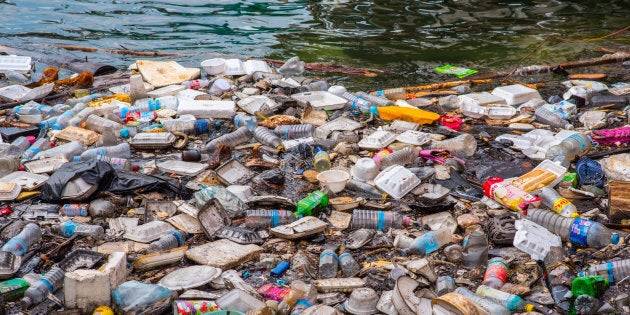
[0,53,630,315]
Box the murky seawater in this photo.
[1,0,629,89]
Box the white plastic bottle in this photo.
[79,143,131,161]
[537,187,579,218]
[84,114,124,134]
[544,133,591,168]
[66,106,97,127]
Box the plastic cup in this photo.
[317,170,350,193]
[344,287,379,315]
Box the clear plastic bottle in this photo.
[114,96,178,118]
[431,134,478,157]
[66,93,101,105]
[205,126,252,153]
[339,252,360,277]
[273,124,314,140]
[534,107,573,129]
[60,204,89,217]
[579,259,630,284]
[527,208,619,248]
[21,266,65,309]
[482,257,509,289]
[17,106,43,124]
[454,287,510,315]
[39,116,58,130]
[79,143,131,161]
[244,210,299,228]
[277,280,308,315]
[253,126,283,149]
[148,230,187,252]
[56,221,105,240]
[345,179,387,198]
[295,190,328,217]
[233,114,257,132]
[461,230,488,268]
[475,285,533,313]
[379,147,415,169]
[300,80,328,92]
[67,107,97,127]
[84,114,124,135]
[318,249,338,279]
[537,187,578,218]
[33,141,86,160]
[95,156,132,171]
[313,147,331,172]
[52,108,79,130]
[0,156,20,177]
[88,198,117,217]
[341,91,372,113]
[405,227,451,256]
[22,138,51,161]
[545,133,592,168]
[370,87,406,100]
[356,91,394,107]
[161,115,197,135]
[7,136,33,157]
[1,223,42,256]
[181,79,211,89]
[350,210,411,231]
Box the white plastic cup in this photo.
[201,59,226,75]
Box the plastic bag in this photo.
[112,281,173,311]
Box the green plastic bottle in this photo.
[295,190,329,217]
[571,276,608,297]
[0,278,30,301]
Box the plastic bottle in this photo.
[205,126,252,153]
[545,133,592,168]
[1,223,42,256]
[579,259,630,284]
[16,106,43,124]
[39,116,58,130]
[181,79,211,90]
[66,93,101,105]
[244,210,299,228]
[461,230,488,268]
[318,249,338,279]
[33,141,86,160]
[371,106,441,125]
[88,198,117,217]
[115,96,179,118]
[527,208,619,248]
[534,107,573,129]
[274,124,314,140]
[0,156,20,177]
[22,138,51,161]
[7,136,33,157]
[300,80,328,92]
[295,190,329,217]
[370,87,406,100]
[313,147,331,172]
[60,204,89,217]
[356,91,394,107]
[379,147,415,169]
[95,156,132,171]
[404,227,451,256]
[482,258,509,289]
[56,221,105,240]
[543,246,572,312]
[79,143,131,161]
[571,276,608,298]
[0,278,31,302]
[430,134,477,157]
[277,280,308,315]
[454,287,510,315]
[341,92,372,113]
[537,187,579,218]
[161,115,196,135]
[52,108,79,130]
[475,285,533,313]
[339,252,361,277]
[233,114,257,132]
[345,179,387,199]
[351,210,410,230]
[435,276,456,296]
[148,230,187,252]
[21,266,65,308]
[253,126,283,149]
[67,106,97,127]
[482,177,542,213]
[84,114,124,134]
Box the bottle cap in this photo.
[525,304,535,312]
[119,129,130,138]
[482,177,504,198]
[369,106,379,116]
[73,156,81,162]
[25,136,36,144]
[611,233,620,245]
[131,164,140,172]
[569,212,579,218]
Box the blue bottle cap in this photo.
[120,129,130,138]
[369,106,379,116]
[52,124,62,130]
[72,156,81,162]
[611,233,620,245]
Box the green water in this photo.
[1,0,629,89]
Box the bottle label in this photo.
[377,211,385,231]
[39,278,54,293]
[319,251,339,262]
[6,238,27,256]
[61,222,78,237]
[552,198,571,215]
[271,210,280,227]
[376,90,384,97]
[569,218,591,246]
[0,279,29,301]
[484,259,508,283]
[568,134,588,151]
[418,233,440,254]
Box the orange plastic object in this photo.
[86,93,131,107]
[375,106,440,125]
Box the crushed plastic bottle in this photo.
[79,143,131,161]
[22,138,51,161]
[339,252,361,277]
[534,106,573,130]
[545,133,592,168]
[1,223,42,256]
[253,126,283,149]
[405,227,452,256]
[454,287,510,315]
[313,147,331,172]
[482,257,509,289]
[274,124,314,140]
[21,266,65,309]
[206,126,252,153]
[56,221,105,240]
[148,230,188,252]
[244,210,299,228]
[233,114,257,132]
[350,209,410,230]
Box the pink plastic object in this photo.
[419,149,465,165]
[439,115,462,131]
[26,136,36,144]
[591,126,630,146]
[372,148,393,166]
[257,283,291,302]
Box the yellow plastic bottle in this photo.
[371,106,440,125]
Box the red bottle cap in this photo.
[482,177,504,198]
[439,115,463,131]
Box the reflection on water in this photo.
[0,0,628,88]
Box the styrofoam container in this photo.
[491,84,542,105]
[146,85,185,98]
[486,105,517,120]
[458,92,506,107]
[0,171,49,191]
[215,159,255,185]
[358,131,396,150]
[390,120,419,132]
[157,160,208,177]
[177,100,236,119]
[23,156,68,174]
[0,55,32,73]
[236,96,279,115]
[123,221,176,243]
[158,265,222,290]
[314,117,362,138]
[290,91,347,110]
[514,219,561,260]
[226,185,253,202]
[0,182,21,201]
[223,59,246,76]
[243,60,271,75]
[374,165,420,200]
[130,132,176,150]
[396,130,431,146]
[460,102,488,119]
[528,159,568,189]
[201,58,227,75]
[176,89,207,101]
[216,289,266,313]
[494,134,534,150]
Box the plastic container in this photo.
[274,124,314,140]
[351,210,410,231]
[350,158,379,182]
[545,133,591,168]
[339,252,361,278]
[79,143,131,161]
[253,126,283,149]
[161,114,197,135]
[318,250,339,279]
[317,170,350,193]
[491,84,542,105]
[461,230,488,268]
[482,177,541,213]
[313,147,332,172]
[216,289,266,313]
[579,259,630,284]
[295,190,329,217]
[157,160,208,177]
[527,208,619,248]
[379,147,415,169]
[395,130,431,146]
[33,141,86,160]
[1,223,42,256]
[244,210,299,228]
[510,159,567,193]
[514,219,562,261]
[57,221,105,240]
[84,114,124,135]
[0,156,20,178]
[147,230,187,252]
[374,165,420,200]
[206,126,252,153]
[476,285,533,313]
[158,265,221,291]
[0,55,32,73]
[458,92,507,107]
[358,130,396,151]
[482,258,509,289]
[0,182,20,201]
[201,58,226,75]
[130,132,176,150]
[123,220,176,243]
[292,91,347,110]
[537,187,578,217]
[233,114,257,132]
[454,287,510,315]
[22,138,51,161]
[21,266,64,308]
[405,227,451,256]
[534,107,573,130]
[431,134,477,157]
[344,287,379,315]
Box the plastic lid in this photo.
[119,129,130,138]
[570,212,579,218]
[525,304,535,312]
[611,233,620,245]
[25,136,36,144]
